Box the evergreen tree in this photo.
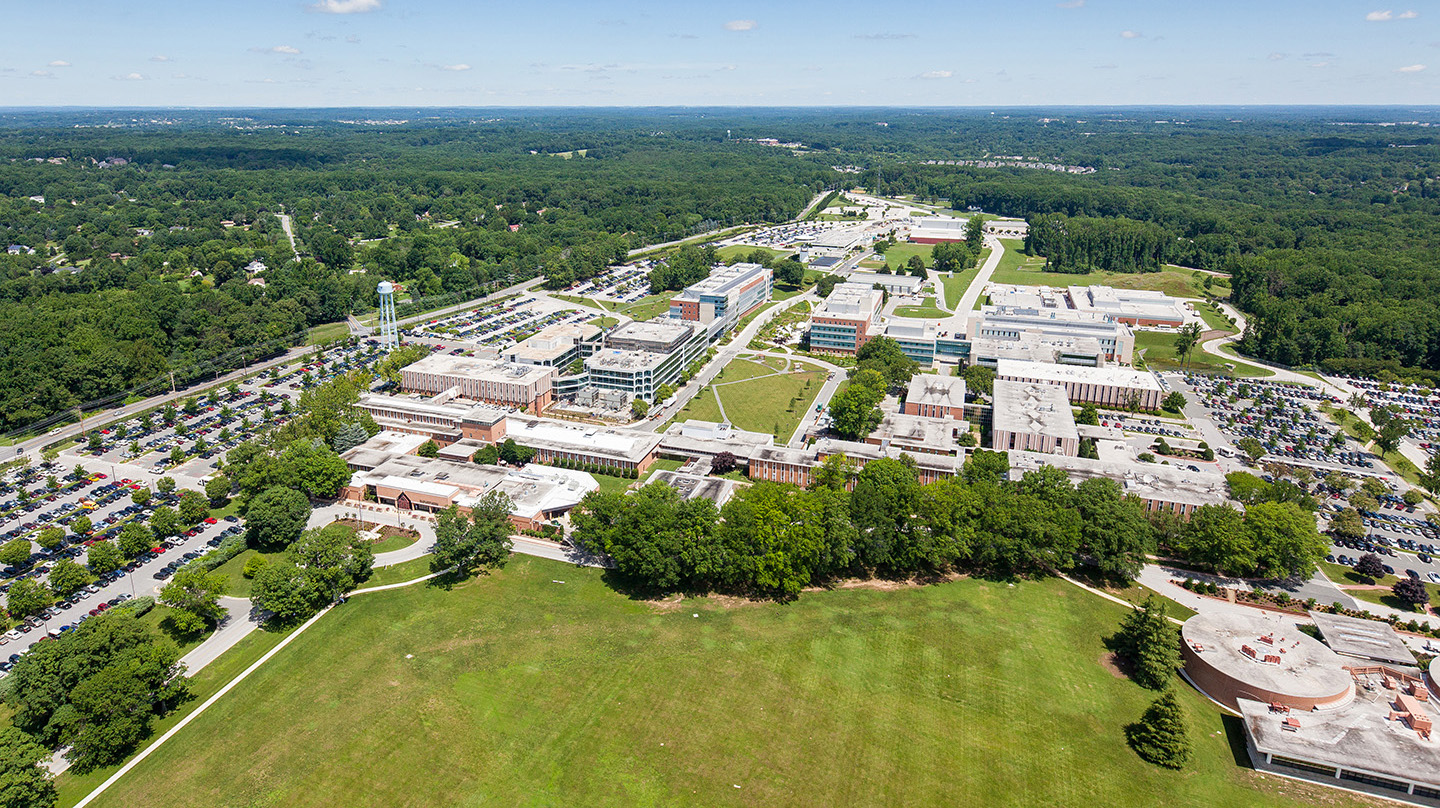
[1127,688,1192,769]
[1113,595,1180,689]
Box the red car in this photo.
[203,517,217,525]
[152,546,165,554]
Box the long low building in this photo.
[748,438,963,489]
[1067,285,1188,328]
[400,354,555,414]
[504,415,662,472]
[343,453,598,530]
[1006,450,1228,518]
[354,393,509,444]
[996,358,1163,411]
[969,305,1134,365]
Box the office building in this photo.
[990,380,1079,456]
[504,415,663,473]
[1067,285,1189,328]
[809,282,885,354]
[354,393,510,444]
[584,319,706,401]
[1006,451,1228,518]
[501,322,604,369]
[669,262,773,332]
[996,358,1163,411]
[845,270,924,297]
[903,375,968,420]
[400,355,555,414]
[969,305,1135,364]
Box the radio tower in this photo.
[377,280,398,350]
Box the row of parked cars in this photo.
[152,520,243,580]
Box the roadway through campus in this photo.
[10,276,547,461]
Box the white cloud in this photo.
[1397,63,1427,72]
[918,70,952,79]
[1267,52,1286,61]
[114,72,147,81]
[150,55,171,63]
[1120,30,1141,39]
[48,60,70,68]
[1310,61,1331,68]
[1056,0,1084,7]
[30,70,53,78]
[1400,9,1419,18]
[310,0,380,13]
[345,34,361,44]
[1367,10,1393,20]
[442,64,471,71]
[723,20,757,31]
[251,45,302,55]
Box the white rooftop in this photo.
[996,358,1161,392]
[992,380,1078,441]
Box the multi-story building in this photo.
[903,375,968,420]
[400,355,555,414]
[501,322,604,370]
[995,358,1164,411]
[669,262,773,334]
[968,305,1135,364]
[809,282,885,354]
[354,392,509,445]
[584,319,706,401]
[990,380,1079,456]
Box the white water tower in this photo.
[377,280,398,350]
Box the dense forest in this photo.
[2,107,1440,430]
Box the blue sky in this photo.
[2,0,1437,106]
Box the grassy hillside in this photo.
[78,557,1370,808]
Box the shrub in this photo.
[242,554,270,579]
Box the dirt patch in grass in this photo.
[379,526,420,540]
[1099,652,1130,680]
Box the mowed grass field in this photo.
[1134,331,1273,378]
[78,556,1371,808]
[668,358,825,437]
[989,240,1213,299]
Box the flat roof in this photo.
[846,271,923,291]
[609,318,695,345]
[872,412,965,451]
[340,430,431,470]
[996,358,1161,392]
[1007,451,1229,508]
[646,470,740,506]
[1310,611,1418,666]
[992,380,1078,441]
[676,262,770,299]
[586,348,669,372]
[1183,613,1354,698]
[354,454,597,517]
[1242,683,1440,790]
[814,282,884,321]
[507,415,662,462]
[402,354,554,385]
[503,322,601,363]
[904,374,966,409]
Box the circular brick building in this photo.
[1181,613,1355,712]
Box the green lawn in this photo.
[668,359,825,438]
[77,556,1369,808]
[1319,560,1440,613]
[893,297,950,319]
[362,556,436,588]
[306,321,350,346]
[618,291,677,322]
[552,293,615,312]
[876,242,935,269]
[369,530,420,554]
[1133,332,1272,378]
[990,240,1212,299]
[715,245,793,262]
[588,315,620,328]
[211,548,282,599]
